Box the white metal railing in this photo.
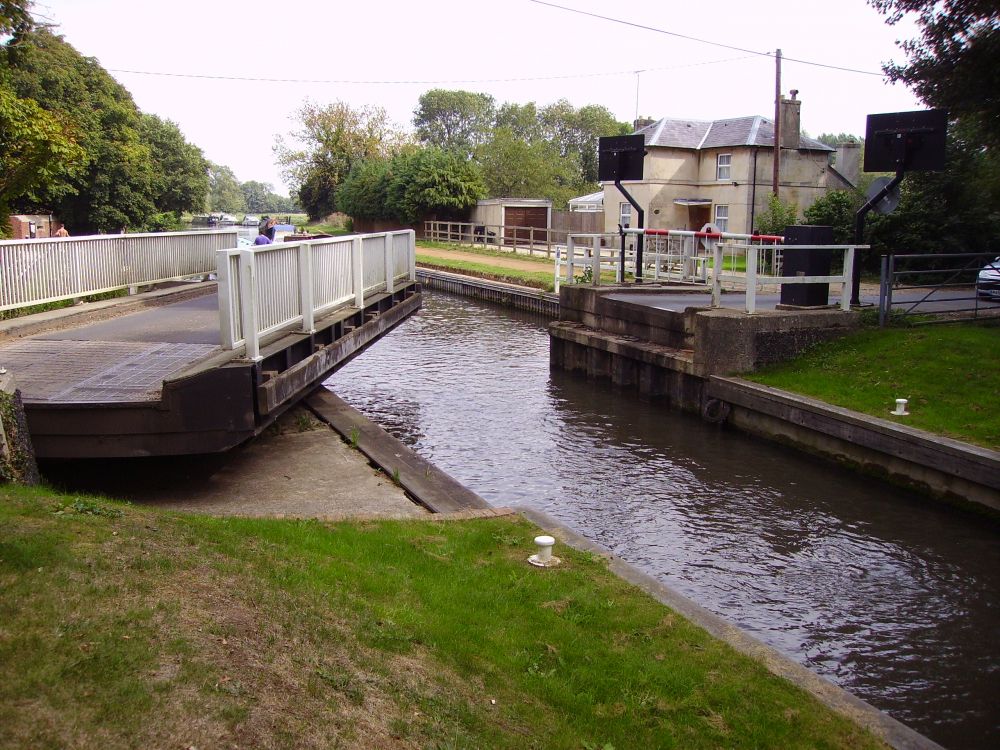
[0,230,237,312]
[217,230,416,360]
[556,227,861,314]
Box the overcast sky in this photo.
[34,0,923,194]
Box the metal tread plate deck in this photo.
[0,339,219,403]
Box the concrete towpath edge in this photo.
[305,388,493,514]
[515,505,945,750]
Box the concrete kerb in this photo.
[515,505,945,750]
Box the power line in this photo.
[108,55,755,86]
[527,0,886,77]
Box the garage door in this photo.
[503,206,548,246]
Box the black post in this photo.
[615,181,645,282]
[852,169,904,305]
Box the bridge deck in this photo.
[0,282,421,458]
[0,292,223,404]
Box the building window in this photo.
[619,202,632,228]
[714,204,729,232]
[716,153,732,181]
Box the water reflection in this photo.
[325,289,999,749]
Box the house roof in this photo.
[568,190,605,205]
[635,115,834,152]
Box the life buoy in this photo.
[701,398,731,424]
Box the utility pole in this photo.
[772,49,782,197]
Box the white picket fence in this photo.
[217,230,416,360]
[0,230,236,312]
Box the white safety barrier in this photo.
[556,227,862,314]
[0,230,237,312]
[217,230,416,360]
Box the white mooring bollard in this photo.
[891,398,909,416]
[528,535,561,567]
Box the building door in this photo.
[689,205,711,231]
[503,206,548,246]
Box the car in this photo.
[976,256,1000,299]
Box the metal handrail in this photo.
[218,230,415,360]
[0,230,238,312]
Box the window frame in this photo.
[714,204,729,232]
[619,202,632,228]
[716,153,732,181]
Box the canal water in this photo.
[325,289,999,749]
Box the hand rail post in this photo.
[351,235,364,308]
[554,243,561,293]
[566,236,575,284]
[841,246,854,313]
[216,249,237,349]
[591,235,601,286]
[711,240,722,307]
[383,232,394,294]
[407,229,416,281]
[746,245,758,314]
[298,242,315,333]
[239,248,261,361]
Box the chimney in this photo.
[835,142,861,187]
[633,116,656,131]
[779,91,801,149]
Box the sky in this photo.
[33,0,924,195]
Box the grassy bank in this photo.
[746,321,1000,449]
[0,486,882,749]
[416,255,557,291]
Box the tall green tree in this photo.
[275,100,407,220]
[0,81,84,221]
[386,148,485,224]
[240,180,272,213]
[413,89,496,155]
[1,0,31,37]
[540,99,629,183]
[206,163,246,213]
[476,127,581,207]
[3,29,155,232]
[139,113,208,216]
[336,158,393,221]
[870,0,1000,147]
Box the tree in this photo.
[139,114,208,216]
[0,81,84,220]
[413,89,495,155]
[240,180,272,213]
[539,100,630,183]
[275,100,407,220]
[803,189,865,245]
[870,0,1000,147]
[1,0,31,39]
[336,158,393,221]
[476,127,581,207]
[754,193,799,235]
[3,29,155,232]
[495,102,542,142]
[206,163,246,213]
[386,148,485,223]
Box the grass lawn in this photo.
[416,254,557,291]
[0,485,883,750]
[745,321,1000,449]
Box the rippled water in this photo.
[326,290,999,749]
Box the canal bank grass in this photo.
[0,486,885,750]
[746,321,1000,449]
[416,243,624,291]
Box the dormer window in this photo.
[716,153,732,181]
